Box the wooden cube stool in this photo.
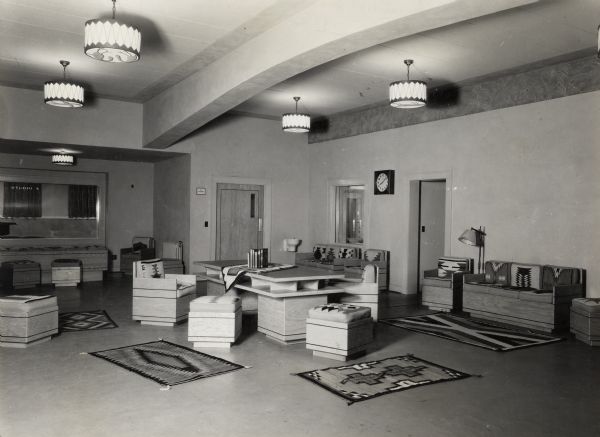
[571,298,600,346]
[188,295,241,348]
[0,260,41,290]
[52,259,82,287]
[0,295,58,348]
[306,303,373,361]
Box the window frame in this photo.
[327,178,369,247]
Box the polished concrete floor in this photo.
[1,276,599,437]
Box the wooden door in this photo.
[418,180,446,288]
[216,183,264,260]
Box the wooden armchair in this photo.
[334,264,380,321]
[421,256,473,312]
[344,249,389,291]
[132,259,196,326]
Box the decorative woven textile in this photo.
[381,313,562,351]
[89,340,245,387]
[437,256,470,278]
[221,263,295,291]
[297,355,470,404]
[510,263,541,289]
[59,310,118,332]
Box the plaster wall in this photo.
[169,116,310,267]
[0,153,154,271]
[0,86,142,149]
[153,154,191,269]
[308,90,600,297]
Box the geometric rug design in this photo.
[59,310,118,332]
[89,340,245,387]
[297,355,470,404]
[381,313,563,352]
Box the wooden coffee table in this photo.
[235,266,346,344]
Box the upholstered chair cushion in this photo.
[308,303,371,323]
[363,249,385,262]
[541,265,581,290]
[137,259,164,278]
[312,246,328,261]
[484,261,511,285]
[510,263,541,289]
[437,256,470,278]
[338,247,356,259]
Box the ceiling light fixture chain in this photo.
[60,60,69,80]
[112,0,117,19]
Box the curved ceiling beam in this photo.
[142,0,538,149]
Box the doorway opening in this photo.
[407,178,450,294]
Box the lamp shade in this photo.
[44,81,84,108]
[282,113,311,133]
[458,228,484,247]
[389,80,427,108]
[51,154,75,166]
[84,19,141,63]
[282,96,310,133]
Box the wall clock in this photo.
[374,170,394,195]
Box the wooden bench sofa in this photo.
[463,260,584,333]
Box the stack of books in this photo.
[248,248,269,269]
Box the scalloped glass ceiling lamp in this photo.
[51,153,75,166]
[389,59,427,109]
[282,97,311,133]
[44,60,84,108]
[85,0,141,63]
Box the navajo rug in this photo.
[89,340,245,387]
[297,355,470,404]
[59,310,118,332]
[381,313,562,351]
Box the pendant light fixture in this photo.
[389,59,427,109]
[282,96,311,133]
[84,0,141,63]
[44,60,84,108]
[51,153,75,166]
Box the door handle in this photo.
[258,218,263,232]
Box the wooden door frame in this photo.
[210,176,272,259]
[406,169,452,294]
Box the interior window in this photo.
[335,185,364,244]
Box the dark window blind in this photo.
[3,182,42,217]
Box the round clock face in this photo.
[376,173,389,192]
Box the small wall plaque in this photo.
[195,187,206,195]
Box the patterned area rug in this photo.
[90,340,245,387]
[381,313,562,351]
[297,355,470,404]
[59,310,118,332]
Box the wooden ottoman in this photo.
[188,295,242,348]
[571,298,600,346]
[0,295,58,348]
[0,260,41,290]
[52,259,82,287]
[306,303,373,361]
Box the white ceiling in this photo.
[236,0,600,119]
[0,0,599,143]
